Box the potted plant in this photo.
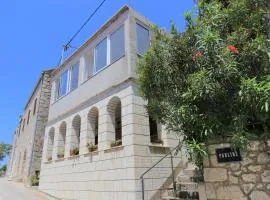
[57,149,65,158]
[70,147,79,156]
[47,156,52,161]
[87,143,98,152]
[110,139,122,148]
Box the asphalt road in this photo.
[0,177,51,200]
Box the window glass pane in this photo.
[95,38,107,72]
[84,50,94,81]
[136,23,150,55]
[59,70,68,97]
[111,26,125,63]
[71,63,79,91]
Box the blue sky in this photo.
[0,0,194,164]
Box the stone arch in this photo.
[71,115,81,155]
[107,96,122,142]
[87,107,99,146]
[46,127,55,160]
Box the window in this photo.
[27,110,31,124]
[83,51,94,81]
[70,63,79,91]
[110,26,125,63]
[22,119,25,132]
[95,38,107,72]
[58,70,68,97]
[149,116,162,143]
[33,98,37,115]
[136,23,150,55]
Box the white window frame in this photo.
[136,22,151,56]
[58,69,69,98]
[94,37,108,74]
[93,24,125,75]
[70,62,79,91]
[110,25,125,64]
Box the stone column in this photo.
[79,112,88,154]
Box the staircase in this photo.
[161,164,199,200]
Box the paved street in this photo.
[0,177,51,200]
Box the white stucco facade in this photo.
[39,6,186,200]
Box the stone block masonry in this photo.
[202,140,270,200]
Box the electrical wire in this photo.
[57,0,107,66]
[64,0,107,50]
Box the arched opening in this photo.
[46,127,55,161]
[58,122,67,158]
[107,97,122,147]
[87,107,99,146]
[71,115,81,156]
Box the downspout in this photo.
[27,72,45,177]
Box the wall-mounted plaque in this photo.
[215,147,241,163]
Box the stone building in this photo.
[7,69,54,185]
[39,6,189,200]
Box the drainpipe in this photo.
[27,72,45,178]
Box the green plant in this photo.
[0,164,7,176]
[0,143,12,161]
[187,139,208,182]
[137,0,270,179]
[31,175,39,186]
[87,143,98,152]
[231,132,249,150]
[57,149,65,158]
[47,156,52,161]
[110,139,122,148]
[70,147,79,156]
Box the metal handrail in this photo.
[140,143,182,200]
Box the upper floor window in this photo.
[58,70,68,97]
[70,63,79,91]
[136,23,150,55]
[95,38,107,73]
[110,25,125,63]
[33,98,37,115]
[27,110,31,124]
[22,119,25,132]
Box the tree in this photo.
[138,0,270,174]
[0,143,12,161]
[0,164,7,176]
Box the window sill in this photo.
[53,86,79,105]
[55,158,65,162]
[44,160,53,164]
[149,143,169,148]
[81,55,125,86]
[104,145,124,153]
[83,151,99,156]
[67,155,80,160]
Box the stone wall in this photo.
[30,71,52,177]
[202,140,270,200]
